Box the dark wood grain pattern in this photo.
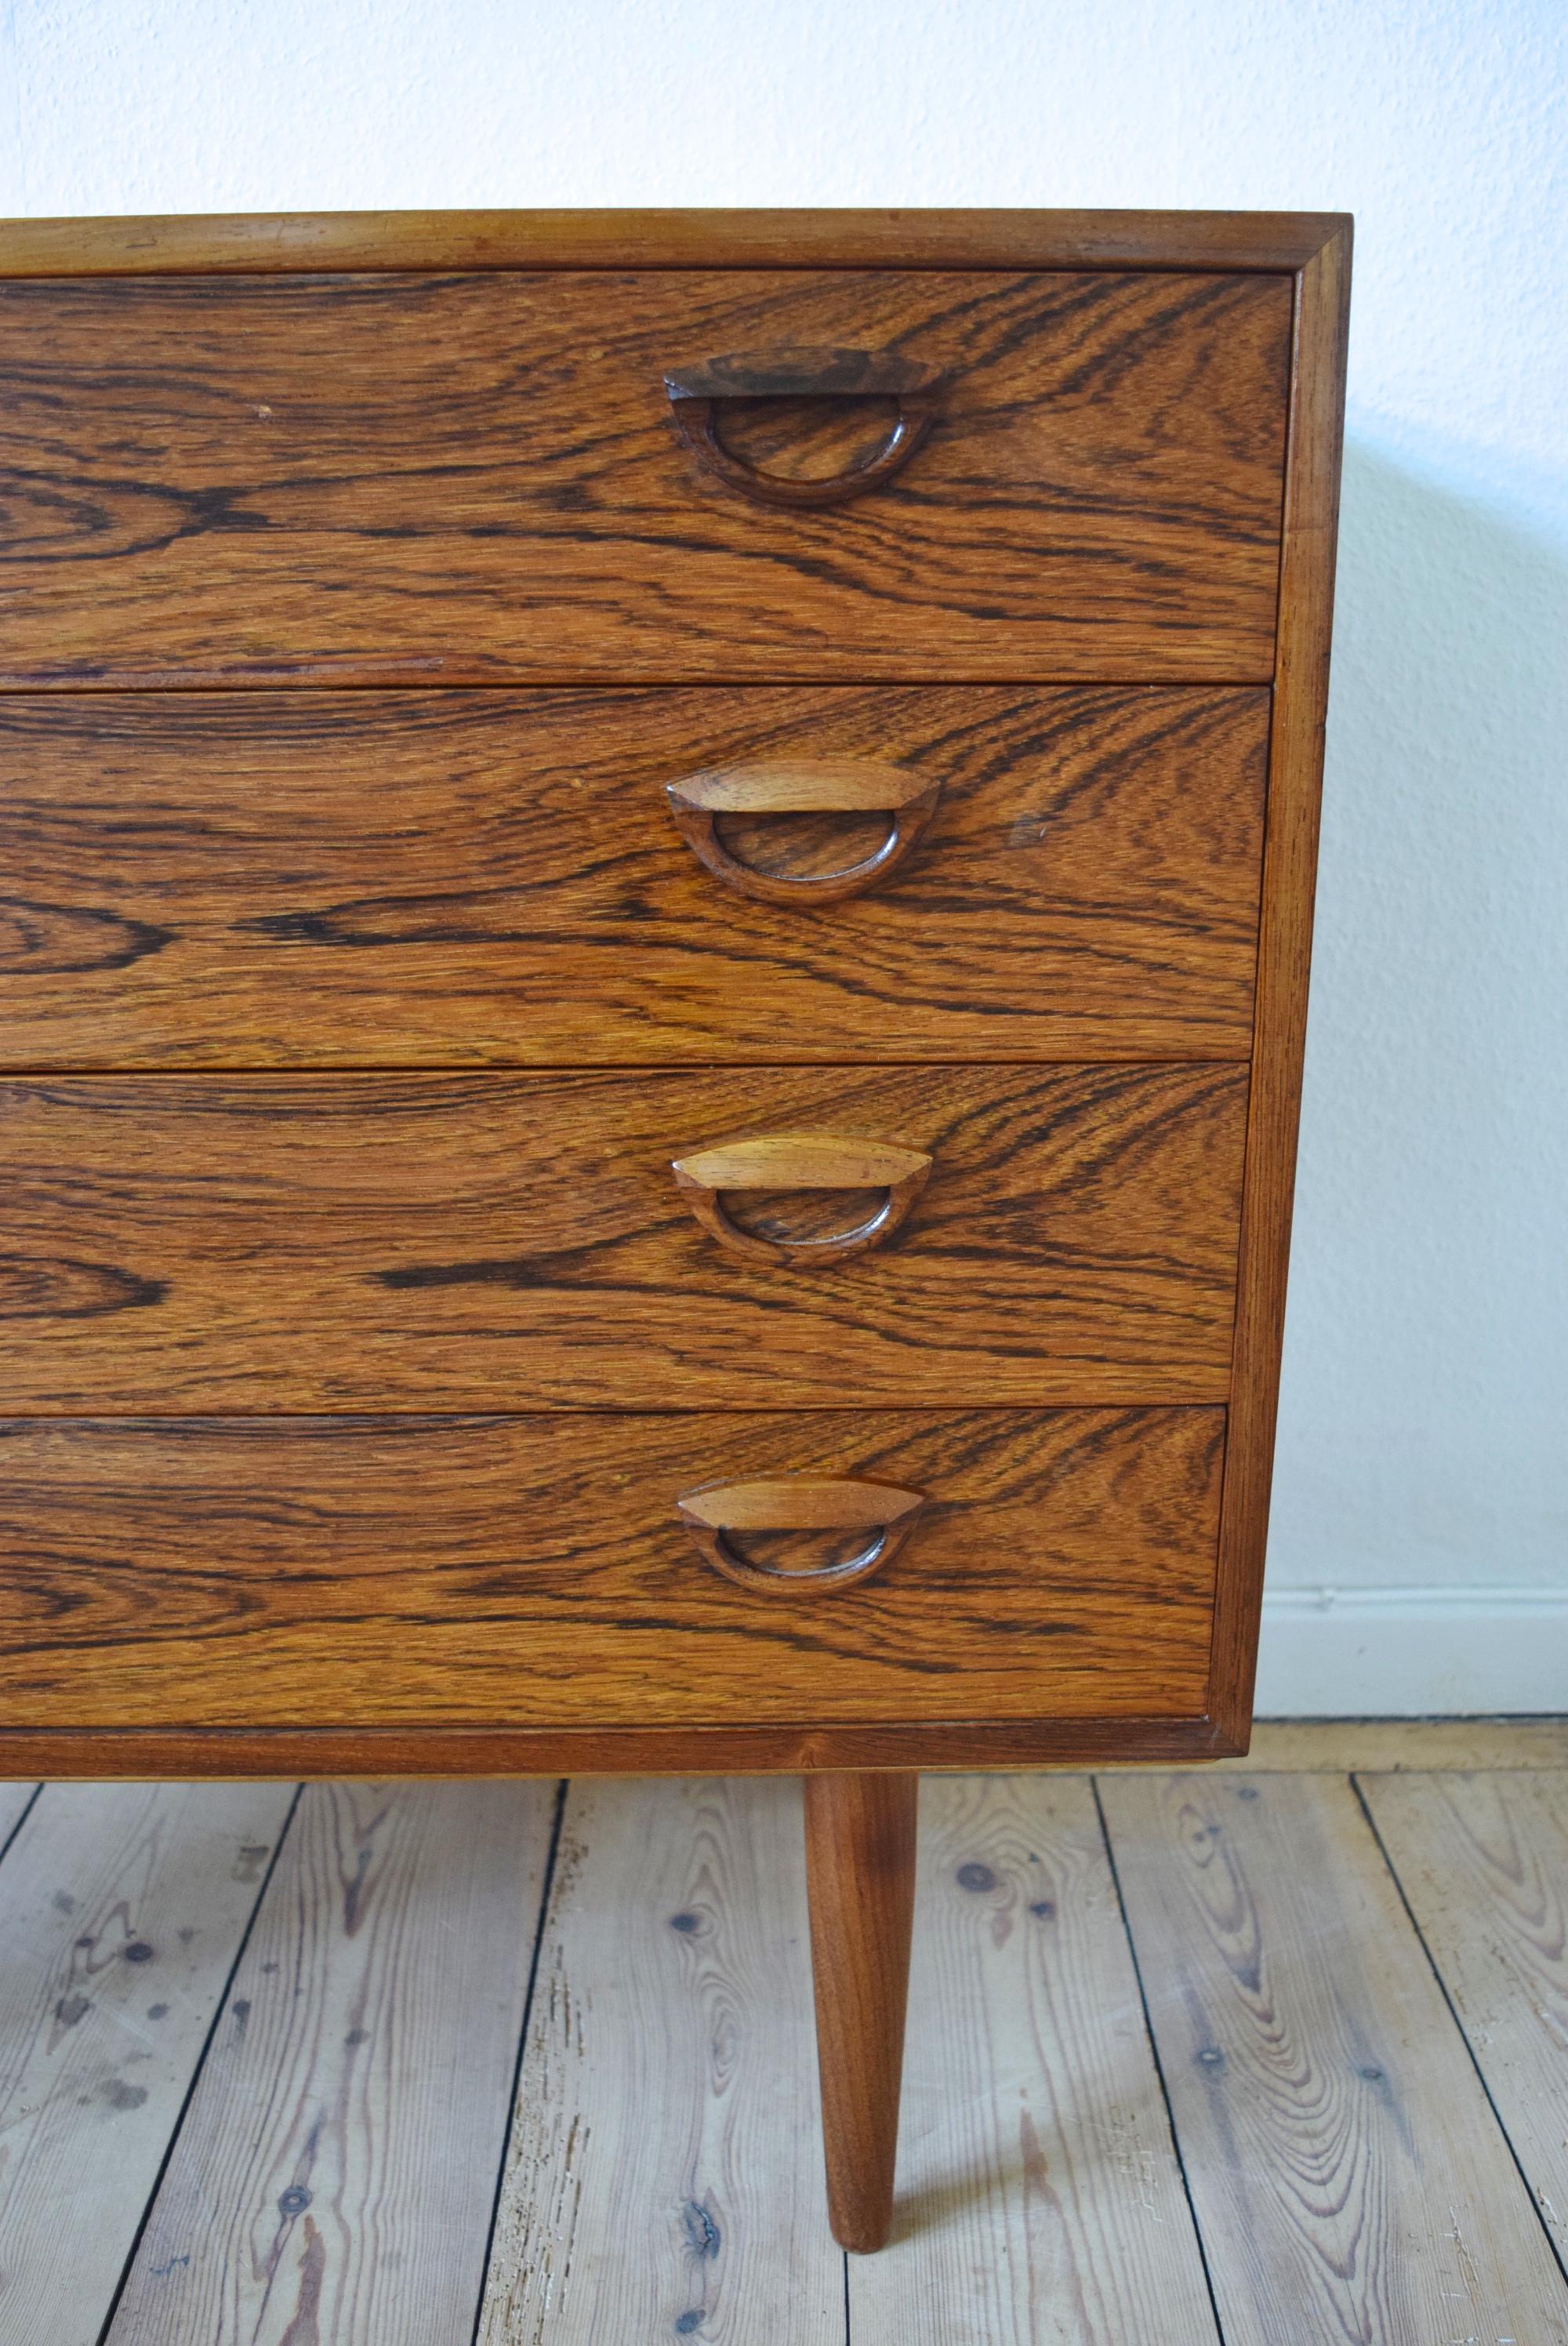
[0,1407,1224,1728]
[0,686,1268,1068]
[804,1773,918,2252]
[664,755,944,906]
[676,1473,927,1591]
[0,1064,1246,1411]
[670,1133,932,1266]
[0,270,1290,684]
[0,1714,1231,1781]
[0,208,1352,276]
[0,206,1350,1796]
[666,345,942,508]
[1101,1771,1568,2344]
[106,1781,556,2346]
[1209,220,1351,1745]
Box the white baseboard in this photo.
[1254,1585,1568,1717]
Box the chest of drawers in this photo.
[0,206,1349,2250]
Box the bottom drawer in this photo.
[0,1409,1221,1730]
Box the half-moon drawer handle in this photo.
[666,760,941,906]
[664,347,942,508]
[671,1132,931,1266]
[677,1476,926,1592]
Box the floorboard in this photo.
[1113,1720,1568,1773]
[1363,1767,1568,2275]
[105,1779,555,2346]
[849,1774,1218,2345]
[0,1780,296,2346]
[0,1782,40,1852]
[477,1777,843,2346]
[1098,1769,1568,2344]
[0,1744,1563,2340]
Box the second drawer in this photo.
[2,1062,1247,1410]
[0,685,1268,1066]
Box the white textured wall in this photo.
[3,0,1565,1711]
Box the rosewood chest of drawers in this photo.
[0,206,1349,2250]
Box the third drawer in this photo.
[2,1061,1247,1410]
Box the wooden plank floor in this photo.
[0,1730,1559,2344]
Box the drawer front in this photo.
[0,685,1268,1068]
[0,1408,1223,1727]
[0,270,1290,684]
[0,1064,1246,1411]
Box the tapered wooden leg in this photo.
[803,1770,918,2253]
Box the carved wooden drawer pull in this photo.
[664,347,942,508]
[671,1131,931,1266]
[666,759,942,906]
[676,1476,926,1592]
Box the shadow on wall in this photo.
[1269,437,1568,1596]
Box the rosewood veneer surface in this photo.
[0,207,1347,2257]
[0,206,1350,1774]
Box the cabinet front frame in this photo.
[0,207,1351,1778]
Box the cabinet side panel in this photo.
[1210,227,1352,1743]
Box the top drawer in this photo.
[0,270,1292,685]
